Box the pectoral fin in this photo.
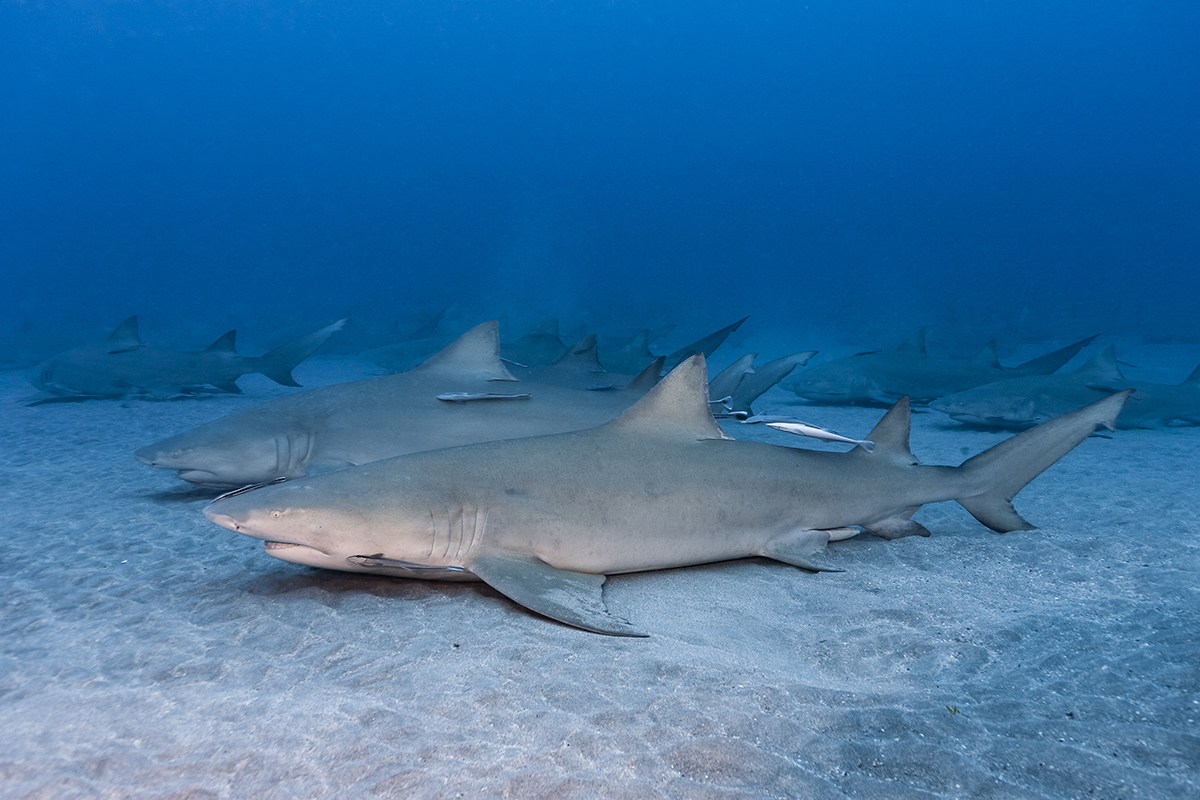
[468,548,646,637]
[760,529,843,572]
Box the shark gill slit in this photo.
[455,507,486,561]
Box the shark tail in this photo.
[253,319,347,387]
[955,389,1132,532]
[1011,334,1099,377]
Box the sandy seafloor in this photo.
[2,332,1198,800]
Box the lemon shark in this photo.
[204,354,1131,636]
[136,321,661,488]
[27,317,345,402]
[932,346,1200,429]
[785,329,1098,406]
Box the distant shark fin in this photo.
[1012,334,1098,376]
[608,354,732,440]
[106,316,145,353]
[416,321,519,382]
[550,334,605,374]
[707,353,757,404]
[894,327,928,355]
[619,330,655,361]
[255,318,346,387]
[205,330,238,353]
[1073,345,1124,382]
[662,316,748,371]
[860,396,918,466]
[726,350,817,414]
[622,356,665,393]
[467,547,646,637]
[406,306,447,340]
[969,340,1001,368]
[1183,363,1200,385]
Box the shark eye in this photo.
[271,510,282,519]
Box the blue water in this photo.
[4,2,1197,340]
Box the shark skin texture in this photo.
[932,346,1200,429]
[135,321,662,489]
[784,328,1097,407]
[27,316,345,401]
[204,354,1131,637]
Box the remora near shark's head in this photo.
[205,354,1132,637]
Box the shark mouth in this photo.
[260,541,332,567]
[264,541,314,552]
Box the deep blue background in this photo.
[3,1,1198,341]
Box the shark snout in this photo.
[204,506,243,532]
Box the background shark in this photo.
[785,329,1097,406]
[933,347,1200,429]
[27,317,345,401]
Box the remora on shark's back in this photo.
[786,329,1097,406]
[932,345,1200,429]
[27,316,345,401]
[136,321,661,488]
[205,355,1131,636]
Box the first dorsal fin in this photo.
[205,330,238,353]
[861,396,917,466]
[894,327,928,356]
[1182,362,1200,385]
[607,355,732,440]
[415,321,518,382]
[106,316,145,353]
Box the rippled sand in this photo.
[2,344,1197,799]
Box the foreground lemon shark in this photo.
[205,355,1131,636]
[137,321,661,488]
[28,316,345,401]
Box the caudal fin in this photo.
[956,389,1132,532]
[254,319,347,386]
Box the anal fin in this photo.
[862,508,932,539]
[468,548,646,637]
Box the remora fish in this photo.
[204,355,1131,636]
[785,329,1097,406]
[932,346,1200,429]
[136,321,660,488]
[28,316,345,401]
